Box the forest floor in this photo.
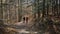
[4,22,38,34]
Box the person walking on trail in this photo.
[26,17,28,24]
[23,17,25,23]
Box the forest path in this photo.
[4,22,38,34]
